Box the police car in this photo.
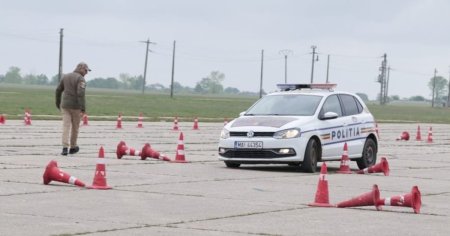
[218,84,378,173]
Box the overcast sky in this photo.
[1,0,449,99]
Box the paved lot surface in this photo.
[1,120,449,236]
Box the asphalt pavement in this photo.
[0,120,449,236]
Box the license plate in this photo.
[234,141,263,149]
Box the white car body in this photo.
[218,84,378,172]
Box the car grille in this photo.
[230,132,274,137]
[219,149,295,159]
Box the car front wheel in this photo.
[302,139,319,173]
[357,138,377,169]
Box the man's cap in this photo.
[75,62,92,72]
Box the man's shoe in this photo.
[61,147,68,156]
[69,146,79,154]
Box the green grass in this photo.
[1,84,450,123]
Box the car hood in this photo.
[230,116,312,129]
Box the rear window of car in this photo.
[245,94,323,116]
[340,94,362,115]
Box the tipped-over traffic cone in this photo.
[416,125,421,141]
[193,117,199,130]
[140,143,153,160]
[427,127,433,143]
[87,147,112,190]
[0,114,5,124]
[43,160,85,187]
[171,132,188,163]
[337,142,352,174]
[116,113,123,129]
[337,184,382,210]
[116,141,151,160]
[173,116,179,130]
[309,163,334,207]
[24,109,31,125]
[377,186,421,214]
[137,112,144,128]
[356,157,390,176]
[396,131,410,141]
[82,113,88,125]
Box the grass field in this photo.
[1,84,450,123]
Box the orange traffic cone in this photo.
[396,131,410,141]
[193,117,199,130]
[116,113,122,129]
[173,116,179,130]
[140,143,153,160]
[309,163,334,207]
[0,114,5,124]
[116,141,151,160]
[355,157,390,176]
[337,184,382,210]
[171,132,188,163]
[87,147,112,190]
[82,113,89,126]
[337,142,352,174]
[137,112,144,128]
[43,160,85,187]
[377,186,421,214]
[415,125,421,141]
[427,127,433,143]
[24,109,31,125]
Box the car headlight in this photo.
[220,128,230,139]
[273,128,301,139]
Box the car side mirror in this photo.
[320,111,339,120]
[239,111,246,117]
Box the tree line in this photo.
[0,66,260,96]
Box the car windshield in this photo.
[245,94,323,116]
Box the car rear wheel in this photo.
[302,139,319,173]
[225,161,241,168]
[357,138,377,169]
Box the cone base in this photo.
[308,202,335,207]
[170,160,189,163]
[337,170,352,174]
[87,185,112,190]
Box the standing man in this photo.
[55,62,91,155]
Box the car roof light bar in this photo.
[276,83,337,91]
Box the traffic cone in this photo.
[116,113,122,129]
[82,113,89,126]
[427,127,433,143]
[24,109,31,125]
[415,125,421,141]
[173,116,179,130]
[193,117,199,130]
[337,184,382,211]
[377,186,421,214]
[116,141,128,159]
[337,142,352,174]
[171,132,188,163]
[396,131,410,141]
[116,141,149,159]
[355,157,390,176]
[0,114,5,124]
[308,163,334,207]
[87,147,112,190]
[43,160,86,187]
[137,112,144,128]
[140,143,153,160]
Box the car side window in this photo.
[320,95,342,117]
[340,94,361,115]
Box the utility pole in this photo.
[279,49,292,83]
[326,54,330,83]
[432,68,437,107]
[385,66,391,102]
[377,53,387,105]
[170,40,176,98]
[58,28,63,82]
[140,38,155,94]
[447,66,450,107]
[259,49,264,98]
[310,46,318,83]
